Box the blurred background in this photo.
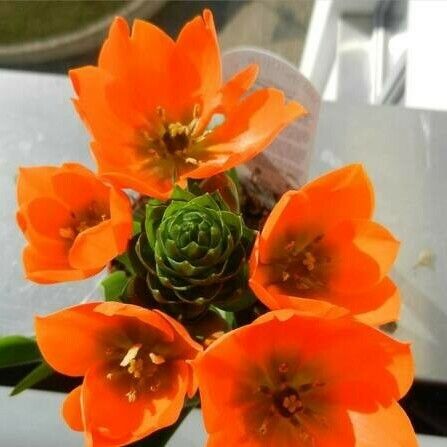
[0,0,313,72]
[1,0,447,111]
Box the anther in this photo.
[149,352,166,365]
[303,251,316,271]
[282,271,290,282]
[120,344,142,367]
[126,389,137,403]
[150,381,160,392]
[128,358,143,379]
[259,421,268,436]
[278,363,289,374]
[59,227,76,240]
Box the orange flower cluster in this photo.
[14,8,417,447]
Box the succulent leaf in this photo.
[138,190,255,320]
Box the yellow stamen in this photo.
[150,381,160,392]
[128,358,144,379]
[185,157,199,165]
[259,421,268,436]
[303,251,316,271]
[149,352,166,365]
[59,227,76,240]
[120,344,142,367]
[126,389,137,403]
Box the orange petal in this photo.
[101,17,173,127]
[337,277,401,325]
[258,190,319,263]
[35,303,121,376]
[313,324,413,410]
[302,164,375,221]
[23,245,97,284]
[68,220,120,271]
[63,386,84,432]
[93,302,175,345]
[51,165,109,212]
[324,219,400,294]
[17,166,58,207]
[176,9,221,99]
[100,164,175,200]
[130,18,175,113]
[98,17,132,79]
[250,278,350,319]
[187,88,306,178]
[259,165,375,263]
[253,311,414,403]
[109,187,133,253]
[82,361,189,446]
[303,405,355,447]
[152,309,203,360]
[350,402,418,447]
[27,197,72,240]
[69,66,135,152]
[218,64,259,115]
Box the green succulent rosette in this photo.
[131,187,255,320]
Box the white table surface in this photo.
[312,102,447,384]
[0,70,102,336]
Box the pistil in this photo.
[256,362,325,439]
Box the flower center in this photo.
[141,105,211,167]
[273,386,303,418]
[59,201,109,240]
[258,362,325,440]
[276,236,331,292]
[106,343,166,403]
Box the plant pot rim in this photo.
[0,0,166,66]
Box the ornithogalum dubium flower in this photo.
[194,309,417,447]
[35,302,202,446]
[69,9,306,199]
[16,163,132,283]
[249,164,401,326]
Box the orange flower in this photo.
[194,309,417,447]
[249,164,401,326]
[35,302,202,446]
[69,9,305,199]
[17,163,132,283]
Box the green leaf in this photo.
[132,220,142,236]
[114,252,135,275]
[10,362,53,396]
[227,168,240,188]
[171,185,195,202]
[0,335,41,368]
[102,271,130,302]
